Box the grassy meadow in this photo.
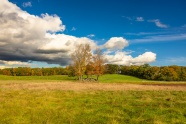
[0,74,141,81]
[0,90,185,124]
[0,75,75,81]
[0,74,186,123]
[1,74,185,84]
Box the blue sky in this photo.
[0,0,186,68]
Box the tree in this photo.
[104,64,119,74]
[85,61,94,78]
[71,44,92,81]
[92,49,105,80]
[66,65,75,77]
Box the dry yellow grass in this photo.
[0,81,185,91]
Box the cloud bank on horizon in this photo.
[0,0,156,68]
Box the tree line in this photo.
[0,67,68,76]
[0,64,186,81]
[119,64,186,81]
[102,64,186,81]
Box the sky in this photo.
[0,0,186,68]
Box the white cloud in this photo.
[0,0,70,66]
[148,19,168,28]
[105,51,156,65]
[22,2,32,8]
[103,37,129,50]
[71,27,76,31]
[0,0,157,67]
[41,33,97,52]
[0,60,30,66]
[105,51,132,65]
[130,52,156,65]
[122,16,132,21]
[87,34,95,38]
[122,16,144,22]
[124,32,169,36]
[165,57,186,63]
[131,33,186,43]
[0,60,30,68]
[136,17,144,22]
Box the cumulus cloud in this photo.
[130,52,156,65]
[104,37,129,50]
[0,0,156,67]
[40,34,97,52]
[105,51,132,65]
[0,0,93,66]
[105,51,156,66]
[136,17,144,22]
[148,19,168,28]
[22,2,32,8]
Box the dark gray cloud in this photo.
[34,49,68,54]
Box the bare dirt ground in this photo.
[0,81,186,91]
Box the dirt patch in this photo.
[0,81,186,91]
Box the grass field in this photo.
[0,74,186,123]
[0,75,75,81]
[0,74,141,81]
[1,74,186,84]
[0,89,185,124]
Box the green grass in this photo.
[0,89,185,124]
[0,74,144,84]
[0,74,185,123]
[99,74,145,83]
[1,74,185,85]
[0,75,75,81]
[99,74,186,84]
[0,74,143,82]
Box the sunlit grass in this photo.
[99,74,144,83]
[0,90,185,124]
[0,74,185,123]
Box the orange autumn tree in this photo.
[71,44,92,81]
[71,44,105,81]
[92,49,105,81]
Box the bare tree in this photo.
[71,44,92,81]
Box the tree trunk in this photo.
[96,75,99,81]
